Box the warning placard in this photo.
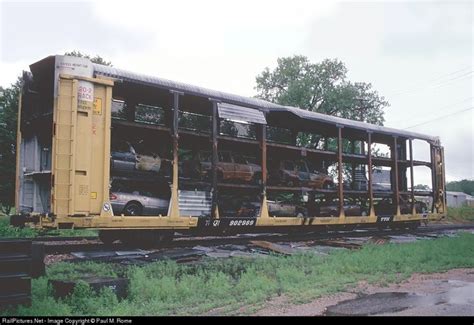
[93,98,102,115]
[78,81,94,111]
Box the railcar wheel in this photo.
[406,221,420,230]
[99,230,119,245]
[119,230,174,248]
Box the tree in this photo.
[0,79,20,214]
[255,55,389,184]
[413,184,431,191]
[64,51,113,66]
[255,55,388,125]
[446,179,474,196]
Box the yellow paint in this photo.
[93,98,102,115]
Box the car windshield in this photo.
[283,161,294,171]
[112,140,131,152]
[199,151,212,162]
[219,152,232,162]
[233,155,246,164]
[296,161,308,172]
[111,180,160,197]
[133,140,157,155]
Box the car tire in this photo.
[217,170,224,182]
[252,173,262,185]
[322,182,333,190]
[286,178,297,187]
[123,202,143,216]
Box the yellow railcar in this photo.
[13,55,446,244]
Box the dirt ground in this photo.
[253,268,474,316]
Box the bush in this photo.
[446,206,474,222]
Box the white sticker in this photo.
[78,81,94,111]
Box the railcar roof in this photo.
[93,64,439,144]
[30,55,440,144]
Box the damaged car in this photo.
[111,140,162,173]
[269,159,334,189]
[183,151,262,184]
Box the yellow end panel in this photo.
[88,84,111,214]
[53,78,76,216]
[53,77,111,218]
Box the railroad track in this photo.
[32,223,474,255]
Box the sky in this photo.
[0,0,472,186]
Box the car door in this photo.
[111,141,137,171]
[279,200,296,216]
[296,161,311,185]
[233,154,252,182]
[218,152,235,180]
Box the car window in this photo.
[200,151,212,162]
[112,140,131,152]
[234,155,246,164]
[296,161,308,172]
[141,190,154,197]
[219,152,232,162]
[283,161,294,170]
[245,156,257,164]
[324,198,338,205]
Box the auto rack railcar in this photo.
[13,55,447,244]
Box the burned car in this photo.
[220,194,307,218]
[111,140,162,173]
[375,196,428,215]
[183,151,262,184]
[270,160,334,189]
[314,197,368,217]
[110,180,169,216]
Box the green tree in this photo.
[413,184,431,191]
[0,79,20,214]
[255,55,388,125]
[446,179,474,196]
[255,55,389,185]
[64,51,113,66]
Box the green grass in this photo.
[4,232,474,316]
[0,216,38,238]
[446,206,474,223]
[0,216,98,238]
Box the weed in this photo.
[4,233,474,316]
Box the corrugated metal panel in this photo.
[217,102,267,124]
[179,190,211,217]
[93,64,279,111]
[92,62,439,143]
[274,106,439,143]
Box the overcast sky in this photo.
[1,0,472,186]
